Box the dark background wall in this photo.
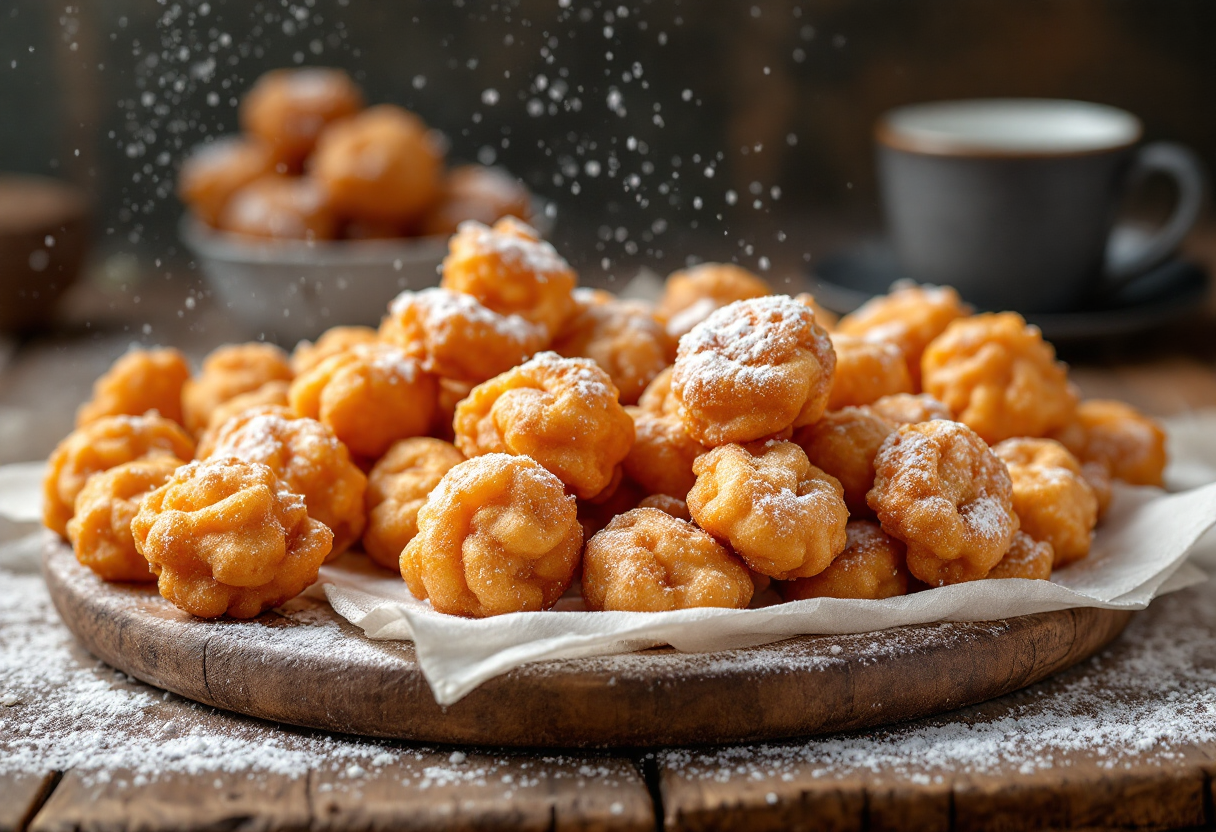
[1,0,1212,281]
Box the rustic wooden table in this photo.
[3,240,1216,831]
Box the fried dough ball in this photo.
[76,347,192,427]
[827,334,913,410]
[868,420,1018,586]
[417,165,532,237]
[440,217,577,337]
[204,411,366,556]
[432,378,475,441]
[181,342,294,435]
[551,288,672,405]
[622,407,704,499]
[1050,399,1167,487]
[289,343,437,459]
[793,293,839,331]
[794,407,895,517]
[655,263,771,340]
[921,313,1078,445]
[1082,461,1114,518]
[672,296,836,446]
[637,365,681,418]
[131,457,333,619]
[400,454,582,617]
[577,477,646,539]
[637,493,691,521]
[993,438,1098,567]
[866,393,952,426]
[196,383,293,455]
[363,438,464,570]
[987,531,1053,580]
[67,456,183,583]
[43,414,196,537]
[291,326,378,375]
[836,283,971,385]
[453,353,635,499]
[782,521,909,601]
[687,440,848,580]
[379,287,549,383]
[311,105,444,225]
[583,508,753,612]
[178,137,276,227]
[217,175,338,241]
[239,67,364,169]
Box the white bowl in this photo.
[181,218,449,344]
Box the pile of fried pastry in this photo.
[44,218,1167,619]
[178,67,531,241]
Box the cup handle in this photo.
[1104,141,1206,284]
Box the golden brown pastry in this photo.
[310,104,444,225]
[239,67,364,169]
[687,440,848,580]
[868,420,1018,586]
[782,520,909,601]
[439,217,577,338]
[363,437,464,570]
[551,288,672,405]
[672,296,835,446]
[43,413,195,537]
[181,342,294,435]
[217,175,338,241]
[921,312,1078,444]
[289,343,437,459]
[417,165,532,237]
[67,456,183,582]
[453,352,635,500]
[178,137,276,226]
[76,347,191,428]
[132,456,333,618]
[582,508,753,612]
[401,454,582,617]
[655,263,770,340]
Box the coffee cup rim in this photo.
[876,98,1143,158]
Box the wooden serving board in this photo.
[43,539,1133,748]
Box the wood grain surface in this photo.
[42,540,1132,749]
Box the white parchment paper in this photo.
[4,412,1216,706]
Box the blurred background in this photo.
[0,0,1213,462]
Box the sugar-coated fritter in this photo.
[921,312,1078,444]
[687,440,848,580]
[289,343,437,459]
[44,413,195,537]
[868,420,1018,586]
[582,508,753,612]
[782,520,909,601]
[181,342,294,435]
[672,295,836,446]
[453,352,634,500]
[67,456,183,583]
[401,454,582,617]
[363,437,464,570]
[76,347,191,428]
[132,457,333,618]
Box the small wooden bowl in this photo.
[0,174,89,332]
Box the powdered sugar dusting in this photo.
[674,295,830,396]
[0,555,638,793]
[453,219,573,280]
[521,351,613,399]
[661,575,1216,781]
[389,287,542,345]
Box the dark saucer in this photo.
[810,238,1210,341]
